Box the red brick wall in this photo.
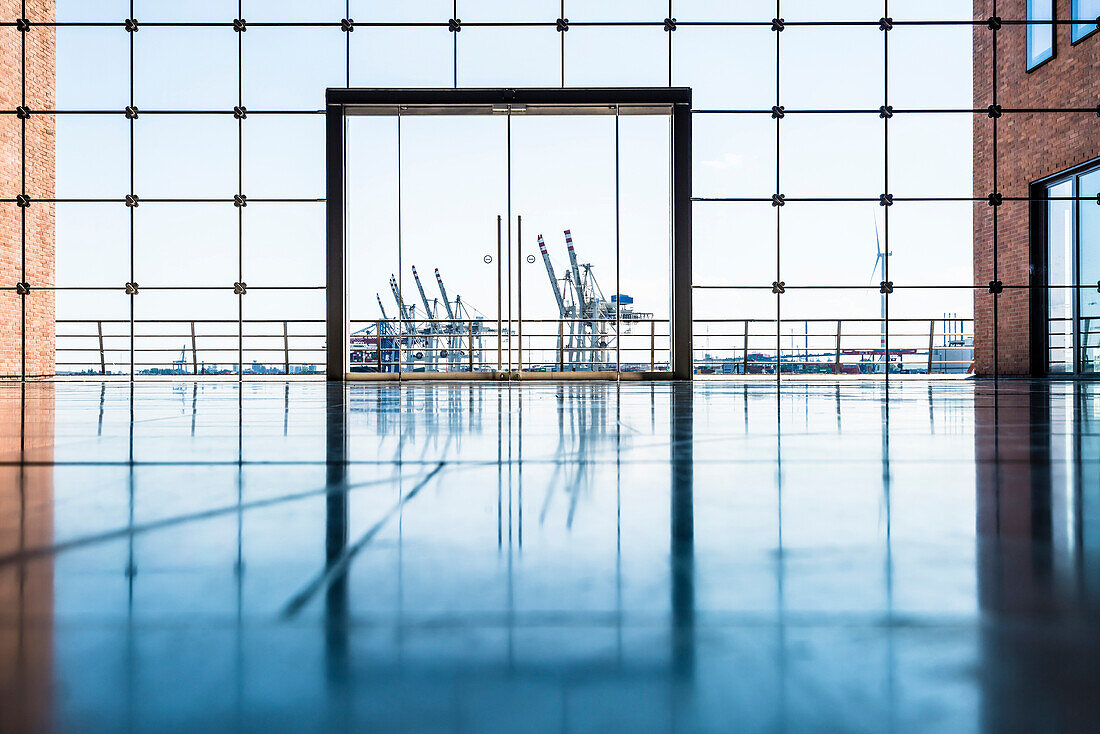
[1,0,55,378]
[974,0,1100,375]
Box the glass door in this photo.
[344,100,674,379]
[509,108,672,376]
[347,110,507,376]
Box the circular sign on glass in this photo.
[484,255,493,264]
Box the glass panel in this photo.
[1047,179,1074,374]
[1026,0,1054,70]
[618,114,671,372]
[347,114,506,375]
[54,291,130,375]
[511,114,617,372]
[1077,169,1100,372]
[55,203,129,287]
[1072,0,1100,42]
[458,28,560,87]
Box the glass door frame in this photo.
[325,87,693,381]
[1031,157,1100,376]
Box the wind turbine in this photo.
[870,217,891,372]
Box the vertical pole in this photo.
[469,320,474,373]
[928,319,935,374]
[671,103,693,380]
[377,320,383,373]
[98,320,106,375]
[191,320,198,375]
[558,319,564,372]
[325,102,346,380]
[615,106,621,376]
[283,320,290,375]
[743,320,749,375]
[650,319,656,371]
[834,320,841,375]
[517,215,523,376]
[506,110,513,376]
[497,215,502,373]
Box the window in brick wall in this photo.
[1027,0,1055,70]
[1072,0,1100,42]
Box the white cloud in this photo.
[701,152,745,171]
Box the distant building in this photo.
[973,0,1099,375]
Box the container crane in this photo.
[411,265,437,367]
[435,268,463,368]
[538,234,574,369]
[563,230,601,368]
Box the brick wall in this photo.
[1,0,55,378]
[974,0,1100,375]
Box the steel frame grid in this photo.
[2,2,1098,380]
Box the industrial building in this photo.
[0,2,1098,732]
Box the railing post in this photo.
[377,320,383,373]
[650,319,655,371]
[468,320,474,373]
[928,319,935,374]
[190,321,198,375]
[743,320,749,375]
[97,320,106,375]
[283,320,290,375]
[558,320,564,372]
[834,320,842,375]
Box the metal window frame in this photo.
[325,87,693,381]
[1026,0,1057,72]
[1071,0,1100,43]
[1030,157,1100,376]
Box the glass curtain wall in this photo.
[12,0,1083,380]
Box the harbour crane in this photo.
[435,268,463,367]
[538,234,574,369]
[411,266,438,366]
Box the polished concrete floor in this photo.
[0,380,1097,733]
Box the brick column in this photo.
[1,0,55,378]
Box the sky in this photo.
[45,0,975,369]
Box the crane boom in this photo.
[434,268,457,320]
[564,230,586,315]
[389,275,411,321]
[538,234,567,317]
[410,266,435,321]
[376,293,389,321]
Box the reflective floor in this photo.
[0,380,1097,733]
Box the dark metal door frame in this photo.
[325,87,693,381]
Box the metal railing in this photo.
[55,319,326,376]
[53,317,973,376]
[693,318,974,375]
[348,317,672,374]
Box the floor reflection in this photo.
[0,379,1096,732]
